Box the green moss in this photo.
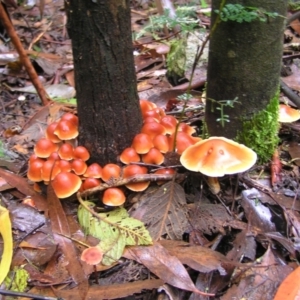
[236,91,279,163]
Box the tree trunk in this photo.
[205,0,287,162]
[66,0,142,165]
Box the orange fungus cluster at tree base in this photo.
[27,100,202,204]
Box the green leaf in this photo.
[78,203,152,265]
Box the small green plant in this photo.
[208,97,240,127]
[215,4,279,23]
[289,1,300,11]
[135,8,199,40]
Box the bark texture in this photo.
[66,0,142,165]
[205,0,286,138]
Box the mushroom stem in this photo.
[207,177,220,195]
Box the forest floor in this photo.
[1,0,300,299]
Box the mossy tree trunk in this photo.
[205,0,287,162]
[66,0,142,165]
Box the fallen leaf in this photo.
[55,279,163,300]
[130,181,188,240]
[124,243,214,296]
[0,169,48,212]
[47,184,88,299]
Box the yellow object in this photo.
[0,205,13,284]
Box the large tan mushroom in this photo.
[180,137,257,193]
[278,104,300,123]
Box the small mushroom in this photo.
[122,165,149,191]
[132,133,154,154]
[73,146,90,161]
[83,163,103,178]
[52,172,82,199]
[80,246,103,265]
[101,164,121,182]
[119,147,140,165]
[34,138,59,158]
[54,119,78,140]
[102,187,125,206]
[142,148,164,165]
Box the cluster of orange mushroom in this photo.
[28,99,261,204]
[27,100,201,205]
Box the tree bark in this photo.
[205,0,286,139]
[66,0,142,165]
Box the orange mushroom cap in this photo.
[101,163,121,182]
[45,122,61,143]
[278,104,300,123]
[41,160,61,181]
[140,99,157,117]
[61,113,79,126]
[102,187,125,206]
[178,123,196,135]
[153,134,169,153]
[54,119,78,140]
[143,116,160,123]
[48,152,60,162]
[34,138,59,158]
[73,146,90,161]
[142,148,165,165]
[52,172,82,199]
[119,147,140,165]
[81,246,103,265]
[160,115,178,134]
[58,143,74,160]
[82,177,101,191]
[143,108,166,121]
[71,159,88,175]
[27,158,45,182]
[169,132,201,154]
[123,165,149,191]
[131,133,154,154]
[83,163,102,178]
[141,122,167,139]
[57,159,71,172]
[180,137,257,177]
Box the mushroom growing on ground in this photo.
[52,172,82,199]
[102,188,126,206]
[180,137,257,194]
[278,104,300,123]
[80,246,103,265]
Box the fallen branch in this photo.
[79,173,180,197]
[0,3,51,106]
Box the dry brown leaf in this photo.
[221,247,293,300]
[160,240,232,275]
[47,184,88,299]
[55,279,163,300]
[124,243,214,296]
[0,168,47,212]
[12,144,28,154]
[188,203,232,235]
[287,141,300,166]
[130,181,188,240]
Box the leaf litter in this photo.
[1,0,300,299]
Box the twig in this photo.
[0,289,60,300]
[0,3,51,106]
[80,173,176,197]
[280,79,300,108]
[287,10,300,26]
